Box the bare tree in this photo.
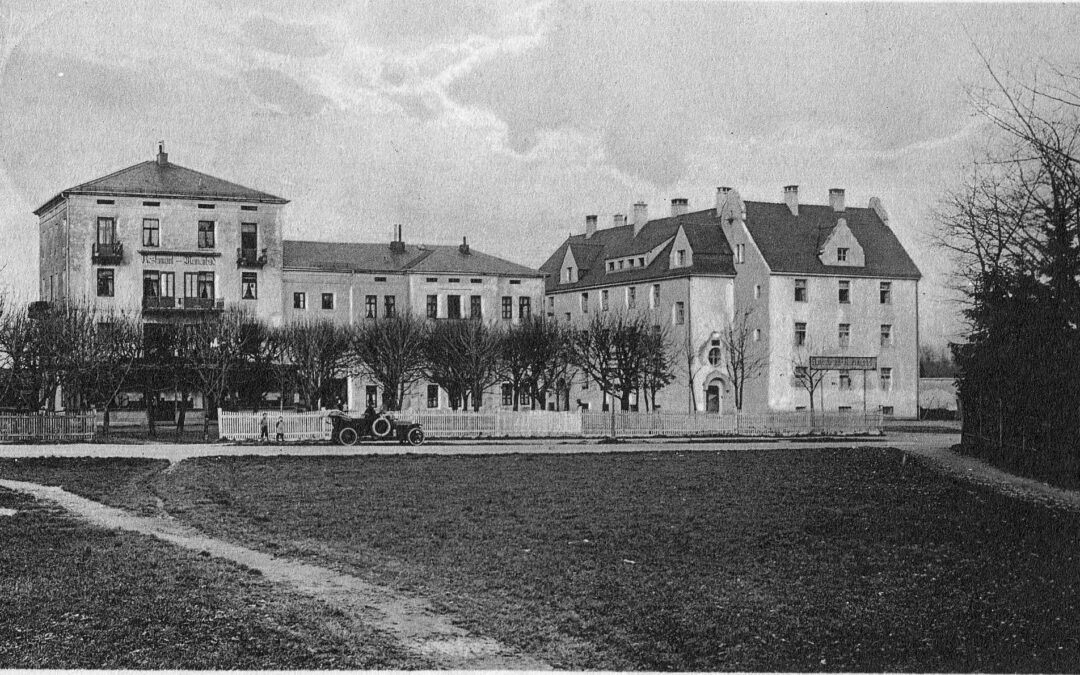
[640,323,676,411]
[573,311,668,412]
[353,314,429,411]
[84,310,141,437]
[276,319,354,411]
[499,316,576,410]
[425,320,503,411]
[722,307,769,411]
[792,341,826,420]
[179,310,256,440]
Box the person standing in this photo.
[259,412,269,442]
[275,416,285,443]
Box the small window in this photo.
[365,385,378,409]
[96,269,114,297]
[241,272,258,300]
[470,295,482,320]
[427,295,438,319]
[754,284,761,299]
[502,296,513,320]
[142,218,160,247]
[510,279,521,285]
[565,267,574,283]
[198,203,215,210]
[608,262,615,272]
[753,328,761,342]
[735,243,745,264]
[838,405,852,412]
[565,312,571,322]
[838,323,850,348]
[708,347,722,366]
[638,257,645,267]
[618,260,625,270]
[674,301,685,325]
[471,278,482,284]
[651,284,660,309]
[837,247,848,262]
[676,249,686,266]
[881,405,895,416]
[880,281,892,304]
[198,220,215,248]
[501,383,513,407]
[322,293,335,310]
[880,367,892,391]
[601,289,609,311]
[384,295,396,318]
[580,292,589,313]
[839,370,851,389]
[375,276,387,282]
[519,296,531,319]
[427,385,440,409]
[881,324,893,346]
[627,286,636,309]
[795,322,807,346]
[293,292,306,309]
[142,201,160,207]
[97,199,114,205]
[448,278,460,284]
[794,278,807,302]
[426,277,438,283]
[839,279,851,304]
[365,295,377,318]
[241,205,258,211]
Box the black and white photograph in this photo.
[0,0,1079,671]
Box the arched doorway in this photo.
[705,378,724,413]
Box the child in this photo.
[259,412,269,442]
[275,416,285,443]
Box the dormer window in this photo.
[618,260,624,270]
[837,247,849,262]
[638,257,645,267]
[608,261,615,272]
[565,266,574,283]
[676,249,686,266]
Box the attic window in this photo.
[510,279,521,285]
[426,277,438,283]
[241,205,258,212]
[198,203,215,210]
[676,249,686,266]
[97,199,114,205]
[470,278,482,284]
[638,257,645,267]
[608,262,615,272]
[837,247,849,262]
[375,276,387,282]
[142,201,160,207]
[449,278,461,283]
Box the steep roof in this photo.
[742,201,921,279]
[541,208,735,292]
[283,240,544,277]
[34,157,288,214]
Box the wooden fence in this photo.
[218,408,881,441]
[0,411,96,442]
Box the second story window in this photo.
[519,296,531,319]
[198,220,215,249]
[674,301,685,325]
[365,294,376,318]
[601,289,609,311]
[502,296,513,320]
[241,222,258,251]
[837,247,848,262]
[627,286,636,309]
[384,295,396,318]
[581,292,589,314]
[651,284,660,308]
[880,281,892,304]
[142,218,159,247]
[795,322,807,346]
[242,272,258,300]
[880,367,893,391]
[294,292,306,309]
[839,279,851,304]
[97,217,116,245]
[143,270,160,298]
[838,323,850,348]
[881,324,893,347]
[97,269,114,297]
[839,370,851,389]
[470,295,482,320]
[322,293,335,310]
[427,294,438,319]
[795,278,808,302]
[185,271,212,299]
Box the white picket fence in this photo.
[0,411,96,442]
[217,410,333,442]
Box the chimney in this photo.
[613,214,626,229]
[715,186,732,216]
[389,224,405,253]
[829,188,845,213]
[585,214,597,239]
[784,185,799,216]
[671,198,688,217]
[156,140,168,166]
[459,236,471,255]
[633,201,648,237]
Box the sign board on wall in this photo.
[809,356,878,371]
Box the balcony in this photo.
[236,247,268,268]
[183,297,224,311]
[142,296,224,312]
[92,242,124,265]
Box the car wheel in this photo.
[372,417,392,438]
[338,427,359,446]
[407,427,425,446]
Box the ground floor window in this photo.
[294,292,306,309]
[365,385,377,409]
[97,269,114,297]
[501,383,513,406]
[241,272,257,300]
[427,385,439,409]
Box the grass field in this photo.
[0,479,423,669]
[2,448,1079,671]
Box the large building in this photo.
[34,146,544,412]
[541,186,922,417]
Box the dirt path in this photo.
[0,479,549,671]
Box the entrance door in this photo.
[706,385,720,413]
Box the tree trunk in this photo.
[102,405,111,438]
[145,389,156,438]
[175,391,188,442]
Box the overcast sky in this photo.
[2,1,1079,347]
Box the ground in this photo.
[1,430,1079,671]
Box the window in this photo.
[293,292,306,309]
[881,324,893,346]
[470,295,482,320]
[142,218,159,247]
[882,405,895,416]
[427,295,438,319]
[754,284,761,299]
[426,277,438,283]
[510,279,521,285]
[795,366,809,379]
[97,199,114,205]
[601,289,609,311]
[880,281,892,304]
[241,272,258,300]
[674,301,685,325]
[795,322,807,346]
[837,247,848,262]
[638,257,645,267]
[676,249,686,266]
[501,383,513,406]
[839,370,851,390]
[839,279,851,304]
[447,278,459,283]
[618,260,624,270]
[427,385,440,409]
[322,293,335,310]
[447,295,462,319]
[144,270,161,298]
[519,296,531,319]
[197,220,215,248]
[143,201,160,207]
[519,389,530,407]
[365,385,378,408]
[838,406,852,412]
[384,295,396,318]
[651,284,660,309]
[627,286,636,309]
[241,222,258,251]
[96,269,114,297]
[96,217,116,245]
[581,292,589,313]
[470,278,482,284]
[547,296,554,318]
[880,367,892,391]
[184,272,212,299]
[608,261,615,272]
[735,243,745,264]
[838,323,850,348]
[565,266,574,283]
[375,276,388,282]
[753,328,761,342]
[794,278,807,302]
[708,346,722,366]
[502,296,513,320]
[161,272,175,298]
[365,295,377,318]
[241,205,257,212]
[198,203,215,210]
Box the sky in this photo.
[2,1,1080,348]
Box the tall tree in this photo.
[179,310,256,441]
[353,314,428,411]
[573,311,670,411]
[84,310,142,436]
[425,320,503,411]
[276,319,354,411]
[721,307,769,411]
[791,341,826,419]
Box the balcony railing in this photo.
[92,242,123,264]
[142,296,224,312]
[236,247,268,268]
[183,296,225,311]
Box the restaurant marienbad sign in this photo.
[809,356,878,371]
[141,252,217,266]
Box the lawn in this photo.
[3,449,1080,671]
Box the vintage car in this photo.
[327,410,425,446]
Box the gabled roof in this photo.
[34,157,288,215]
[541,208,735,292]
[283,240,543,277]
[742,202,921,279]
